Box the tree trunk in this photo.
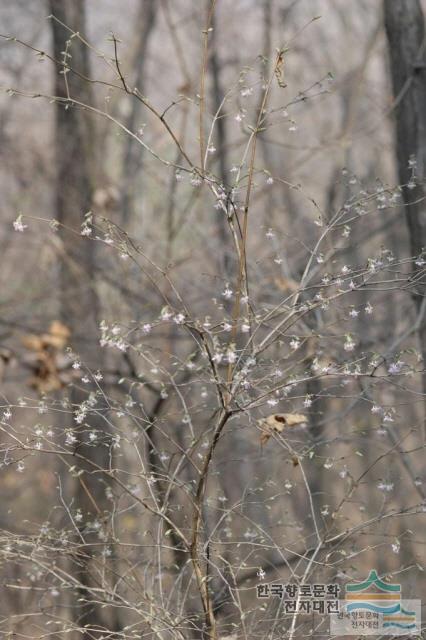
[49,1,120,635]
[384,0,426,434]
[208,10,232,279]
[121,0,157,227]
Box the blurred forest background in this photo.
[0,1,425,638]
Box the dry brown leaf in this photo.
[30,373,63,394]
[42,321,71,349]
[22,321,70,352]
[21,334,44,352]
[21,321,71,393]
[259,413,307,445]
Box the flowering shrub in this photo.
[1,3,425,639]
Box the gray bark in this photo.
[121,0,157,227]
[384,0,426,431]
[49,1,120,635]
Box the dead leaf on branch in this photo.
[274,50,287,88]
[22,321,70,352]
[258,413,308,445]
[21,321,72,393]
[42,320,71,349]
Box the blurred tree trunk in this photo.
[208,11,231,278]
[121,0,157,227]
[384,0,426,432]
[49,1,120,635]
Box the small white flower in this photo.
[160,307,172,321]
[365,302,373,314]
[377,480,394,492]
[207,145,216,154]
[222,285,233,299]
[265,228,275,239]
[303,395,312,408]
[266,176,274,185]
[142,323,152,334]
[115,338,127,352]
[13,214,27,232]
[227,348,237,364]
[290,338,300,350]
[344,335,355,351]
[65,431,77,445]
[349,308,359,318]
[388,360,404,374]
[174,313,185,324]
[391,540,400,554]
